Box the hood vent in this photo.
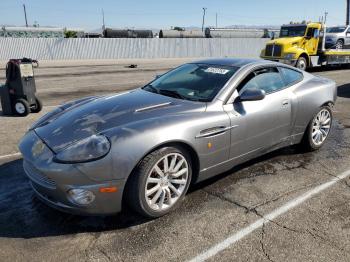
[135,102,172,113]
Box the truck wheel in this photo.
[335,40,344,49]
[14,99,30,116]
[296,57,307,71]
[31,97,43,113]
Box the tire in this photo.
[335,39,344,49]
[31,97,43,113]
[13,99,30,116]
[299,106,332,151]
[296,56,307,71]
[126,146,192,218]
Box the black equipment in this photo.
[0,58,42,116]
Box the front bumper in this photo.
[19,131,126,215]
[29,177,125,216]
[325,39,336,48]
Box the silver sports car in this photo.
[19,58,336,218]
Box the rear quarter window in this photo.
[279,67,303,86]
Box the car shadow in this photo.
[337,83,350,98]
[0,144,310,239]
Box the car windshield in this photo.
[280,25,307,37]
[142,63,239,102]
[326,27,346,33]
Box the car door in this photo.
[224,66,293,163]
[304,27,320,55]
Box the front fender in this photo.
[99,111,231,181]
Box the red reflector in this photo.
[99,187,117,193]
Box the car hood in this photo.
[268,36,303,46]
[34,89,206,153]
[325,33,340,38]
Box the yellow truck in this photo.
[260,22,350,70]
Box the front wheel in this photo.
[126,146,192,218]
[296,56,307,71]
[335,39,344,49]
[300,106,332,151]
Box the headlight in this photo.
[284,53,295,60]
[54,135,110,163]
[68,189,95,205]
[260,49,265,57]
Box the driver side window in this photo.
[238,67,285,95]
[306,28,314,38]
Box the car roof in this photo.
[191,58,267,68]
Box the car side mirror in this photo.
[237,89,266,102]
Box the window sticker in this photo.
[204,67,230,75]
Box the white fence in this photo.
[0,38,269,60]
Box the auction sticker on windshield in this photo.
[205,67,230,75]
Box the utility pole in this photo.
[324,11,328,24]
[202,7,207,32]
[347,0,350,25]
[216,13,218,28]
[23,4,28,27]
[102,8,105,30]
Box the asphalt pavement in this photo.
[0,59,350,262]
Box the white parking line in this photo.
[189,169,350,262]
[0,152,21,160]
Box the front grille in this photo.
[273,45,282,57]
[265,44,273,56]
[23,160,56,189]
[265,44,282,57]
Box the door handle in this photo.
[282,99,289,106]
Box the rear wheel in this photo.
[296,56,307,71]
[126,146,192,218]
[13,99,30,116]
[300,106,332,151]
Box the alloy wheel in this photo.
[144,153,189,211]
[336,41,344,49]
[311,109,331,146]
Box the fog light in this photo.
[68,189,95,205]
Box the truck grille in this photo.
[265,44,282,57]
[23,160,56,189]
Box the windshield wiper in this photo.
[143,84,159,94]
[158,89,186,100]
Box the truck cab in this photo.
[260,22,322,70]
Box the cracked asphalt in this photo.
[1,59,350,261]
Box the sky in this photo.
[0,0,347,30]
